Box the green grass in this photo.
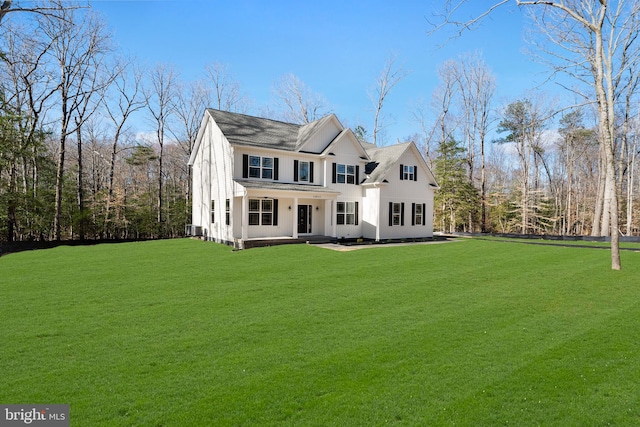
[1,238,639,426]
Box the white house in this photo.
[188,109,438,249]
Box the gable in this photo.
[321,128,369,160]
[296,115,343,153]
[363,142,437,186]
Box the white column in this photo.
[292,197,299,238]
[242,193,248,241]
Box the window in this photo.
[413,203,423,226]
[248,199,276,226]
[211,200,215,223]
[400,164,417,181]
[225,199,230,225]
[403,165,415,181]
[389,202,404,226]
[299,161,309,182]
[249,156,273,179]
[333,163,358,184]
[337,201,358,225]
[338,164,355,184]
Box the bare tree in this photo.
[145,63,178,232]
[102,59,146,236]
[0,0,85,27]
[452,53,496,232]
[369,55,409,146]
[37,2,112,240]
[433,0,640,269]
[272,73,330,124]
[204,61,250,113]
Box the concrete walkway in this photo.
[312,238,460,252]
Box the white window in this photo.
[337,164,356,184]
[298,161,310,182]
[337,201,358,225]
[249,156,274,179]
[249,199,274,226]
[403,165,415,181]
[414,203,423,225]
[392,202,402,226]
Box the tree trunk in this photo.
[76,117,85,240]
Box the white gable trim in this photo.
[320,128,370,159]
[188,109,214,166]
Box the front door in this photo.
[297,205,312,234]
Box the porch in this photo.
[239,235,337,249]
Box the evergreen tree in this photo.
[433,137,479,233]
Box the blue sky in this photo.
[90,0,554,143]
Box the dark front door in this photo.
[297,205,312,234]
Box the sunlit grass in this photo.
[1,238,639,425]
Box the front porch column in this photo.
[242,194,248,241]
[292,197,299,239]
[331,200,337,238]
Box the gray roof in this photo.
[362,142,412,184]
[207,109,339,153]
[235,179,340,194]
[208,109,302,151]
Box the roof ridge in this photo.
[207,108,303,128]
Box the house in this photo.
[188,109,438,249]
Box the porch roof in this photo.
[234,179,340,196]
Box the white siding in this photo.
[377,148,434,239]
[302,120,342,153]
[191,117,236,243]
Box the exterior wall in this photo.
[234,149,324,186]
[301,119,342,153]
[323,133,368,239]
[362,186,381,240]
[191,116,236,244]
[377,149,434,240]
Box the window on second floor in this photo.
[294,160,314,183]
[332,163,359,185]
[250,156,273,179]
[243,154,279,180]
[400,164,417,182]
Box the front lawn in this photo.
[1,238,639,425]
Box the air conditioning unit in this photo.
[185,225,203,237]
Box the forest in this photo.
[1,2,638,262]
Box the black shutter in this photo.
[414,165,418,181]
[401,203,405,226]
[242,154,248,178]
[422,203,426,225]
[355,165,360,185]
[389,202,393,226]
[411,203,416,226]
[294,160,299,182]
[400,164,404,180]
[332,163,337,183]
[355,202,359,225]
[310,162,314,183]
[273,199,278,226]
[273,158,279,180]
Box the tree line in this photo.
[428,1,640,269]
[0,1,407,244]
